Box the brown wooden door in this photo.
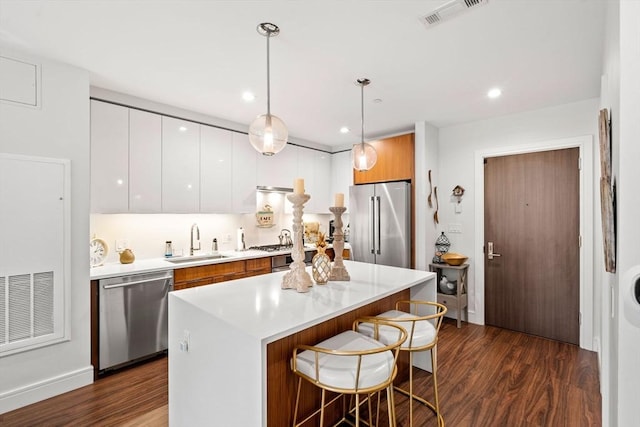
[484,148,580,344]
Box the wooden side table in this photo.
[429,263,469,328]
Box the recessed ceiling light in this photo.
[487,88,502,99]
[242,91,255,102]
[179,126,188,132]
[340,126,350,134]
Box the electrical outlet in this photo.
[448,223,462,234]
[115,239,129,251]
[179,330,191,352]
[223,234,232,243]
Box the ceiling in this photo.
[0,0,606,149]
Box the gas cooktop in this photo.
[248,244,294,252]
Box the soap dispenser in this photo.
[212,238,218,254]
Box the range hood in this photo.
[256,185,294,193]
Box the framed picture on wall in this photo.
[599,108,616,273]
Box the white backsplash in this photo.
[90,192,347,263]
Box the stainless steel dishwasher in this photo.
[99,270,173,371]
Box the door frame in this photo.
[473,135,594,350]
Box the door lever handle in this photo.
[487,241,502,260]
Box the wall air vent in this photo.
[420,0,489,28]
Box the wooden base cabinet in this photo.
[174,257,271,290]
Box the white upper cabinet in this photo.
[231,133,257,213]
[330,150,352,210]
[90,100,129,213]
[256,143,299,189]
[297,147,331,213]
[129,109,162,212]
[200,126,232,213]
[91,102,345,215]
[162,117,200,213]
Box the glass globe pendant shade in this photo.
[249,113,288,156]
[351,142,377,171]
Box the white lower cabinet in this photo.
[162,117,200,213]
[231,133,258,213]
[90,100,129,213]
[129,109,162,212]
[200,126,232,213]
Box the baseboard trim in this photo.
[0,366,94,414]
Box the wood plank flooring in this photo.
[0,320,601,426]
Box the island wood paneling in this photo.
[266,288,411,426]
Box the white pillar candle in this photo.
[335,193,344,207]
[294,178,305,194]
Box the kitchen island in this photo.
[168,260,436,426]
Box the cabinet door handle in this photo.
[369,196,375,254]
[487,241,502,260]
[375,196,381,255]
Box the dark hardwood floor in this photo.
[0,320,601,426]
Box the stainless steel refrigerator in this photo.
[349,181,411,268]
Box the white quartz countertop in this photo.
[169,260,435,344]
[90,244,349,280]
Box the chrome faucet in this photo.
[190,223,201,256]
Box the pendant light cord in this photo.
[266,30,271,117]
[360,81,365,149]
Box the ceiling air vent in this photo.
[420,0,489,28]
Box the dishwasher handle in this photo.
[102,276,172,289]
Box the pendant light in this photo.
[351,78,377,171]
[249,23,288,156]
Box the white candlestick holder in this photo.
[282,193,313,293]
[329,206,350,281]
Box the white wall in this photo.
[0,47,91,412]
[428,98,599,334]
[414,122,440,272]
[611,1,640,426]
[599,1,620,424]
[90,210,333,263]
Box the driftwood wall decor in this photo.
[598,108,616,273]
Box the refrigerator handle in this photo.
[375,196,381,255]
[369,196,375,254]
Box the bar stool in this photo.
[291,318,407,427]
[358,300,447,427]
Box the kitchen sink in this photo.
[166,254,229,264]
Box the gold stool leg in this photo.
[394,349,445,427]
[409,352,414,427]
[320,389,326,427]
[387,384,396,427]
[376,390,382,427]
[293,377,302,427]
[431,347,444,427]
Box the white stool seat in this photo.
[359,309,436,349]
[295,330,395,391]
